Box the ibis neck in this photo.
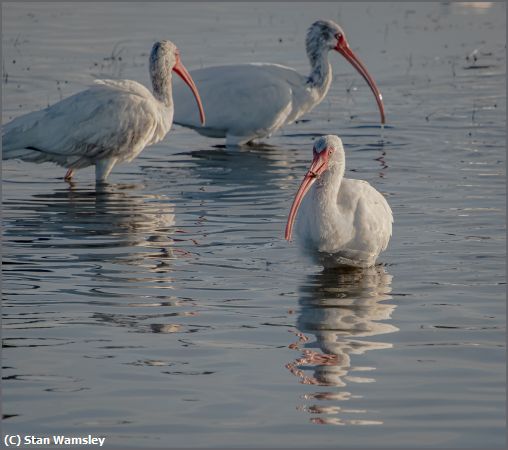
[150,57,173,106]
[306,48,333,96]
[314,161,345,207]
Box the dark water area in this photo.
[2,2,505,448]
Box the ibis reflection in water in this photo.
[286,265,398,425]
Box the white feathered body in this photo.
[296,176,392,268]
[173,63,328,145]
[2,79,172,171]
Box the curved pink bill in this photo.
[285,151,330,241]
[335,35,385,124]
[173,58,205,125]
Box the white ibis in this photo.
[2,40,205,183]
[173,20,384,146]
[285,135,392,268]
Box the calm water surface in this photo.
[2,3,505,448]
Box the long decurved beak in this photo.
[173,58,205,125]
[335,35,385,124]
[285,150,330,241]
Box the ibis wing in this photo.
[344,179,393,255]
[3,80,163,167]
[173,64,305,136]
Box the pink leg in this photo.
[64,168,74,180]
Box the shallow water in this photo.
[2,2,506,448]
